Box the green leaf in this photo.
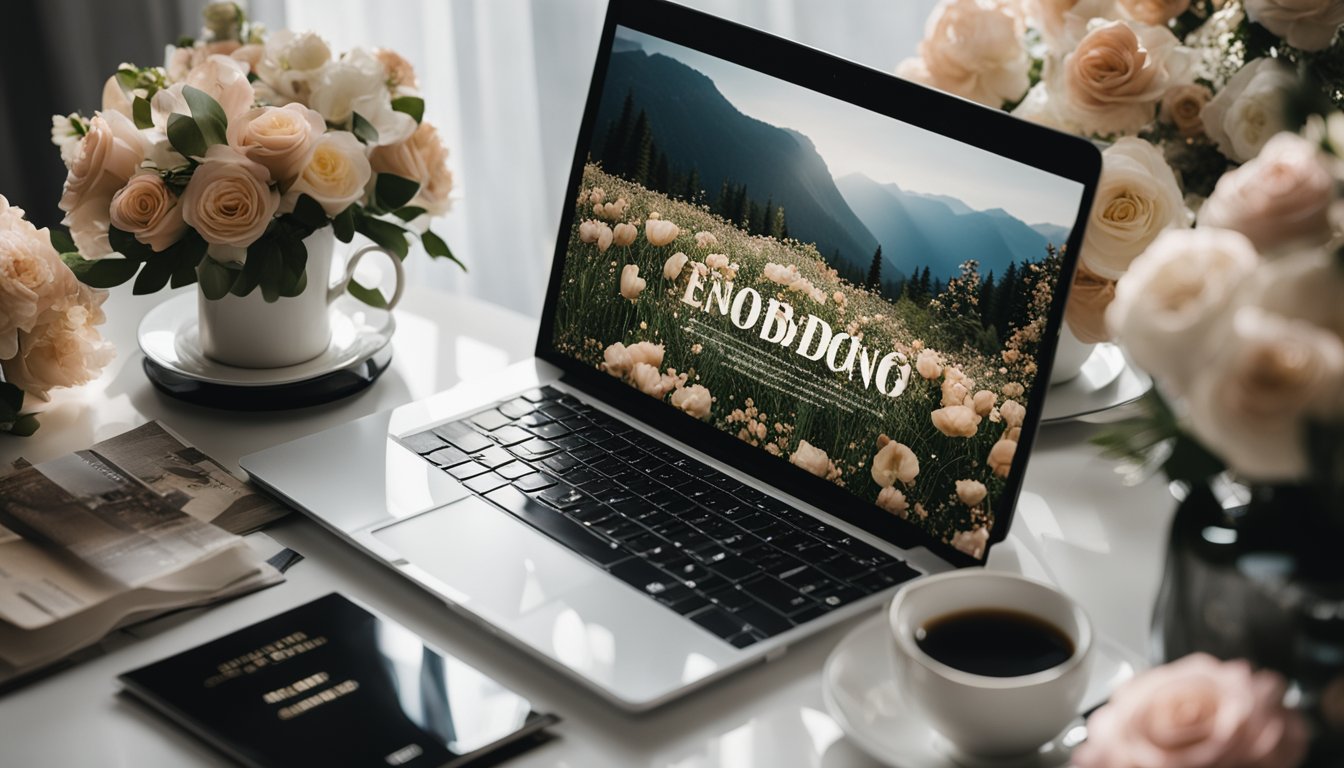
[169,233,208,288]
[333,205,357,243]
[243,236,284,303]
[48,228,76,255]
[390,96,425,123]
[391,206,426,222]
[115,68,138,92]
[351,111,379,144]
[167,112,207,159]
[373,173,420,212]
[182,85,228,147]
[421,229,465,270]
[5,413,40,437]
[132,96,154,130]
[197,257,236,300]
[61,253,141,288]
[347,278,390,309]
[0,381,23,416]
[277,234,309,298]
[108,226,153,262]
[289,194,328,232]
[354,214,409,260]
[133,252,176,295]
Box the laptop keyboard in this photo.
[403,385,919,648]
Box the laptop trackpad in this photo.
[371,496,599,618]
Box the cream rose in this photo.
[227,104,326,188]
[956,479,988,506]
[663,251,689,279]
[932,405,979,437]
[282,132,372,217]
[671,384,712,419]
[369,121,455,216]
[1054,20,1194,137]
[1159,83,1212,139]
[1244,0,1344,51]
[897,0,1030,108]
[1106,228,1257,394]
[1065,262,1118,343]
[790,440,835,478]
[1,286,114,400]
[619,264,646,302]
[1081,137,1191,280]
[1118,0,1190,24]
[1252,249,1344,343]
[645,219,680,247]
[1201,58,1296,163]
[1186,307,1344,482]
[109,172,188,253]
[951,526,990,559]
[871,441,920,487]
[1074,654,1309,768]
[181,145,280,250]
[1198,132,1336,254]
[58,111,146,216]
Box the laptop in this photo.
[241,0,1100,711]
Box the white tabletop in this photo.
[0,284,1176,767]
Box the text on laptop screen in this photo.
[551,27,1086,560]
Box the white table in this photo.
[0,284,1176,767]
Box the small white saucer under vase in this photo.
[1041,325,1151,424]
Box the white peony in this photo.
[309,49,414,145]
[255,29,333,105]
[1081,137,1191,280]
[1243,0,1344,51]
[1201,58,1297,164]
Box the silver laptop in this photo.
[242,0,1099,711]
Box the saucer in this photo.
[1041,343,1151,424]
[137,292,395,410]
[822,614,1143,768]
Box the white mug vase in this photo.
[1048,323,1096,386]
[197,227,405,368]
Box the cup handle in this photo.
[330,245,406,310]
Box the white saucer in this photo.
[1041,344,1151,424]
[822,613,1144,768]
[138,291,395,388]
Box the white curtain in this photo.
[253,0,939,317]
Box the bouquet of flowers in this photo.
[0,196,114,435]
[51,2,460,305]
[896,0,1343,344]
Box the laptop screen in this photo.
[545,19,1089,562]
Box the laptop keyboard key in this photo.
[527,422,571,440]
[470,409,512,431]
[730,602,793,637]
[485,485,625,566]
[512,472,557,493]
[402,430,449,455]
[497,398,535,419]
[740,575,815,616]
[424,446,470,468]
[463,472,509,495]
[538,484,587,510]
[472,445,515,469]
[689,606,751,640]
[446,461,490,480]
[728,631,764,649]
[495,461,534,480]
[490,425,534,446]
[607,558,677,597]
[445,430,492,454]
[541,453,579,474]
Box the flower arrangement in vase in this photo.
[50,2,460,367]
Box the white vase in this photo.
[1048,323,1096,386]
[197,227,405,368]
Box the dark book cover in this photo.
[119,593,559,767]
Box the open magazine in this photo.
[0,425,289,681]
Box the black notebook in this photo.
[119,594,559,767]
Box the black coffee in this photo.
[915,609,1074,678]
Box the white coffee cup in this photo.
[888,570,1093,760]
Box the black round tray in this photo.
[142,346,393,411]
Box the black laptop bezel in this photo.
[535,0,1100,567]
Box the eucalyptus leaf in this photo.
[374,174,420,212]
[182,85,228,147]
[197,257,236,300]
[390,96,424,123]
[167,112,207,159]
[133,96,154,130]
[61,253,141,288]
[351,111,379,144]
[422,230,464,270]
[347,278,389,309]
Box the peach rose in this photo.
[0,198,76,359]
[932,405,979,437]
[283,132,372,217]
[951,526,990,559]
[1055,20,1194,136]
[871,440,920,487]
[626,341,664,368]
[1065,262,1118,343]
[1118,0,1191,25]
[1106,228,1258,394]
[645,218,680,247]
[1159,83,1212,139]
[988,437,1017,477]
[1244,0,1344,51]
[916,349,943,380]
[1081,137,1190,280]
[663,251,689,279]
[877,486,910,516]
[613,222,637,247]
[227,104,326,188]
[601,341,633,377]
[109,172,188,253]
[619,264,646,302]
[1186,307,1344,482]
[181,145,280,250]
[790,440,835,478]
[671,384,712,419]
[58,111,146,218]
[1074,654,1308,768]
[1198,132,1336,254]
[956,479,988,506]
[1,285,114,400]
[999,399,1026,429]
[1201,58,1296,163]
[369,121,455,217]
[897,0,1029,108]
[374,48,419,91]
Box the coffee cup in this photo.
[887,570,1093,760]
